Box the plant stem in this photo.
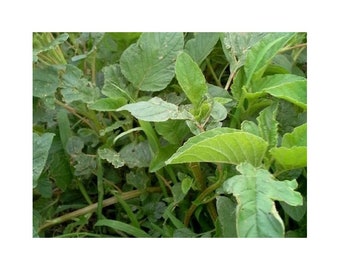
[224,70,237,91]
[77,179,93,205]
[206,58,222,87]
[184,176,222,226]
[279,43,307,54]
[38,187,161,233]
[55,99,94,130]
[96,156,104,219]
[189,162,205,191]
[184,164,225,226]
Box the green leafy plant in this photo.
[33,32,307,238]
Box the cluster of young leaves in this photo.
[33,32,307,238]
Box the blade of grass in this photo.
[38,187,161,232]
[95,219,150,238]
[113,192,140,229]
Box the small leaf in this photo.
[119,141,152,168]
[221,32,266,73]
[120,32,184,91]
[66,136,84,155]
[101,64,133,100]
[181,177,193,195]
[223,162,303,237]
[149,144,178,173]
[33,132,55,188]
[95,219,149,238]
[88,97,127,111]
[241,120,260,136]
[270,146,307,170]
[281,123,307,147]
[175,52,207,107]
[185,32,220,65]
[253,74,307,109]
[73,153,96,176]
[117,97,192,122]
[244,33,296,85]
[256,103,279,149]
[280,197,307,222]
[154,120,190,145]
[98,148,124,168]
[33,66,59,98]
[166,128,268,167]
[216,196,237,237]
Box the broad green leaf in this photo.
[33,132,55,188]
[280,197,307,222]
[244,32,296,85]
[117,97,192,122]
[274,123,307,170]
[95,219,149,238]
[256,103,279,149]
[73,153,96,176]
[253,74,307,109]
[120,32,184,91]
[60,65,100,103]
[149,144,178,173]
[166,128,268,167]
[184,32,219,65]
[171,182,186,203]
[210,100,228,122]
[36,175,53,198]
[281,123,307,147]
[33,66,59,98]
[270,146,307,170]
[56,109,72,150]
[155,120,190,145]
[175,52,207,107]
[101,64,133,101]
[88,97,127,111]
[47,136,73,190]
[216,196,237,237]
[241,120,260,136]
[223,162,303,237]
[181,177,193,195]
[221,32,266,73]
[98,148,124,168]
[119,141,152,168]
[66,136,84,155]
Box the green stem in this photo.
[38,187,161,232]
[206,58,222,87]
[96,156,104,219]
[189,162,205,191]
[184,164,225,227]
[77,179,93,205]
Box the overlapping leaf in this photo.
[244,32,296,85]
[253,74,307,109]
[223,162,303,237]
[270,124,307,171]
[166,128,268,167]
[33,133,55,188]
[175,52,207,107]
[120,32,184,91]
[221,32,266,74]
[185,33,219,65]
[116,97,192,122]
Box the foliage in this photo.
[33,32,307,237]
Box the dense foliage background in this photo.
[33,32,307,237]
